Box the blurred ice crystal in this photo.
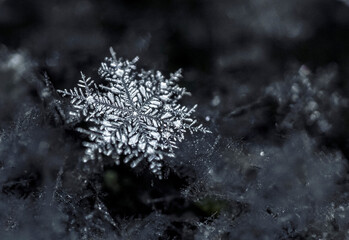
[58,48,210,177]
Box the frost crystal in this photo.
[58,48,210,177]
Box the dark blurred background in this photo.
[0,0,349,98]
[2,0,349,98]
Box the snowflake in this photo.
[58,48,210,178]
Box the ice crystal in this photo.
[58,48,210,177]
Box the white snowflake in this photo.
[58,48,210,178]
